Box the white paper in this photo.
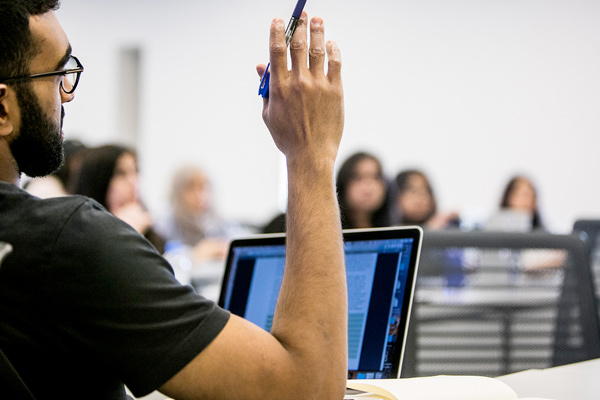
[347,376,519,400]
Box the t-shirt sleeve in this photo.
[46,199,230,396]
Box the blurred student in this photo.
[156,165,251,263]
[262,151,390,232]
[393,169,459,229]
[337,152,391,229]
[73,144,166,253]
[492,176,563,270]
[498,175,543,230]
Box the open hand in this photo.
[256,13,344,168]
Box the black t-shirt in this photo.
[0,182,230,399]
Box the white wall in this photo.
[56,0,600,232]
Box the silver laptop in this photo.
[219,226,422,379]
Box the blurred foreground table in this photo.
[496,358,600,400]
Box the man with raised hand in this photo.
[0,1,346,399]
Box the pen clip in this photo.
[258,63,270,98]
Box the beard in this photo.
[9,83,64,178]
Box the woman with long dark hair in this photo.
[499,175,543,230]
[336,152,391,229]
[263,152,391,232]
[73,144,165,253]
[392,169,459,229]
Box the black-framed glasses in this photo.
[0,55,84,94]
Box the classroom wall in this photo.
[56,0,600,232]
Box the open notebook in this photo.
[345,376,557,400]
[219,227,422,379]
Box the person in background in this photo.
[392,169,459,229]
[263,152,391,232]
[491,176,562,270]
[72,144,166,253]
[156,165,252,263]
[336,151,391,229]
[23,138,86,197]
[499,175,544,230]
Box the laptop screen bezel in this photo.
[218,226,422,379]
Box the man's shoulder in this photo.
[0,182,117,244]
[1,183,99,220]
[1,182,161,276]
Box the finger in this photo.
[256,64,268,79]
[308,17,326,76]
[289,11,308,75]
[257,64,270,105]
[326,40,342,84]
[269,18,288,78]
[257,67,270,108]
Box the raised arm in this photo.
[159,13,346,400]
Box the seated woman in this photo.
[155,165,250,263]
[492,176,564,271]
[392,169,459,229]
[496,175,544,230]
[72,144,165,254]
[262,151,391,232]
[155,165,254,298]
[337,152,391,229]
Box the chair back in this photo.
[573,219,600,320]
[401,231,600,378]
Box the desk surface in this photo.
[496,358,600,400]
[131,359,600,400]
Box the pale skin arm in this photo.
[191,238,229,262]
[426,211,460,230]
[159,13,347,400]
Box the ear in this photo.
[0,84,17,138]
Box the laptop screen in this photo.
[219,227,422,379]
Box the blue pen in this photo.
[258,0,307,98]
